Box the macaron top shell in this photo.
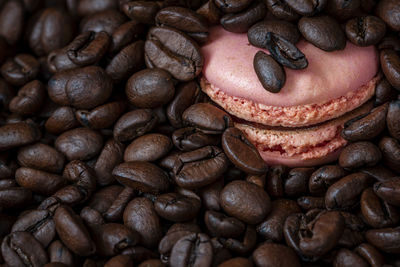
[202,26,379,108]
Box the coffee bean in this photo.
[197,0,222,25]
[199,179,223,211]
[354,243,385,267]
[220,180,271,224]
[113,161,170,194]
[172,127,220,151]
[45,106,80,135]
[205,210,245,238]
[380,49,400,91]
[378,137,400,173]
[248,20,300,48]
[265,0,300,21]
[219,257,253,267]
[376,0,400,31]
[284,168,314,197]
[220,1,266,33]
[297,196,325,210]
[339,141,382,169]
[253,51,286,93]
[253,243,301,267]
[0,187,32,210]
[373,177,400,207]
[89,185,124,213]
[137,259,164,267]
[0,0,24,45]
[360,164,396,182]
[76,101,126,130]
[9,80,45,116]
[298,15,346,51]
[122,1,162,24]
[378,33,400,51]
[48,240,75,267]
[124,133,172,162]
[346,16,386,47]
[342,103,388,141]
[1,54,40,86]
[154,193,201,222]
[0,79,13,111]
[170,233,213,267]
[365,227,400,253]
[94,139,125,186]
[15,167,66,195]
[80,10,126,35]
[214,0,253,13]
[108,20,145,54]
[266,165,288,198]
[76,0,118,16]
[47,47,80,73]
[145,26,203,81]
[103,187,136,222]
[334,248,369,267]
[0,121,41,151]
[387,100,400,140]
[287,0,327,16]
[309,165,347,196]
[374,78,398,106]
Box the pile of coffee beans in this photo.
[0,0,399,266]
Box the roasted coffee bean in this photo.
[284,168,314,197]
[0,121,41,151]
[183,103,233,134]
[298,15,346,51]
[222,225,257,255]
[47,47,80,73]
[248,20,300,48]
[220,1,266,33]
[109,20,145,54]
[379,33,400,51]
[373,177,400,207]
[376,0,400,31]
[89,185,124,213]
[1,54,40,86]
[380,49,400,91]
[253,243,301,267]
[15,167,66,195]
[325,172,374,210]
[66,31,110,66]
[173,146,228,189]
[0,0,24,45]
[137,259,164,267]
[113,161,169,193]
[374,78,398,106]
[0,179,17,189]
[253,51,285,93]
[9,80,45,116]
[80,10,127,35]
[122,1,162,24]
[145,26,203,81]
[124,134,172,162]
[172,127,220,151]
[126,68,174,108]
[378,137,400,173]
[266,165,288,198]
[334,248,369,267]
[54,205,95,256]
[170,233,213,267]
[94,139,124,186]
[123,197,162,248]
[338,211,366,248]
[360,164,396,182]
[113,109,158,142]
[154,193,201,222]
[220,180,270,224]
[285,0,326,16]
[222,127,267,174]
[104,255,134,267]
[27,8,74,56]
[80,206,105,226]
[48,66,113,109]
[365,227,400,253]
[387,100,400,140]
[218,257,253,267]
[339,141,382,169]
[342,103,388,141]
[11,209,55,247]
[1,231,48,267]
[45,106,80,135]
[156,7,208,34]
[354,243,385,267]
[346,16,386,47]
[309,165,347,196]
[246,173,266,188]
[214,0,253,13]
[264,0,299,21]
[55,127,103,161]
[361,187,400,228]
[325,0,360,21]
[0,79,13,111]
[297,196,325,210]
[199,179,223,211]
[76,101,126,130]
[104,187,135,222]
[197,0,222,25]
[205,210,245,238]
[159,230,198,263]
[48,240,75,267]
[76,0,118,16]
[106,40,145,82]
[257,199,301,242]
[0,187,32,210]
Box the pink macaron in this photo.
[201,26,380,167]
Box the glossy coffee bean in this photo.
[76,101,126,130]
[0,121,41,151]
[253,243,301,267]
[309,165,347,196]
[297,196,325,210]
[338,211,367,248]
[0,0,24,45]
[325,0,360,21]
[285,0,327,16]
[122,1,162,24]
[387,100,400,140]
[266,165,288,198]
[113,161,169,194]
[284,168,314,197]
[108,20,145,54]
[170,233,213,267]
[0,187,32,210]
[15,167,66,195]
[219,257,253,267]
[248,20,300,48]
[197,0,222,25]
[365,227,400,253]
[205,210,245,238]
[124,133,172,162]
[354,243,385,267]
[376,0,400,31]
[48,240,75,267]
[374,78,398,106]
[94,139,124,186]
[214,0,253,13]
[145,26,203,81]
[380,49,400,90]
[0,79,13,111]
[373,177,400,207]
[346,16,386,47]
[220,180,271,224]
[155,193,201,222]
[253,51,285,93]
[334,248,369,267]
[199,179,223,211]
[45,106,80,135]
[172,127,220,151]
[378,33,400,51]
[339,141,382,169]
[220,1,266,33]
[103,187,135,222]
[264,0,299,21]
[76,0,118,16]
[378,137,400,173]
[1,54,40,86]
[9,80,45,116]
[298,15,346,51]
[360,164,396,182]
[80,10,126,35]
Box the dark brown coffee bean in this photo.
[0,0,24,45]
[76,0,118,16]
[253,51,286,93]
[0,121,41,151]
[339,141,382,169]
[94,139,124,186]
[113,109,158,142]
[221,180,271,224]
[378,33,400,51]
[0,179,17,189]
[214,0,253,13]
[126,68,174,108]
[257,199,301,242]
[156,6,208,33]
[325,172,374,210]
[173,146,228,189]
[220,1,266,33]
[222,127,267,174]
[76,101,126,130]
[197,0,222,25]
[365,227,400,253]
[104,255,134,267]
[1,54,40,86]
[113,161,169,194]
[205,210,245,238]
[374,177,400,207]
[109,20,145,54]
[154,193,200,222]
[9,80,45,116]
[297,196,325,210]
[248,20,300,48]
[253,243,301,267]
[15,167,66,195]
[47,47,80,73]
[334,248,369,267]
[218,257,253,267]
[199,179,223,211]
[172,127,220,151]
[325,0,360,21]
[1,231,48,267]
[360,164,396,182]
[48,66,113,109]
[309,165,347,196]
[124,133,172,162]
[338,211,367,249]
[123,197,162,248]
[298,15,346,51]
[0,79,13,111]
[342,103,388,141]
[374,78,398,106]
[346,16,386,47]
[0,187,32,210]
[54,205,95,256]
[88,185,124,213]
[145,26,203,81]
[170,233,213,267]
[376,0,400,31]
[106,40,145,82]
[104,187,136,222]
[55,127,103,161]
[284,168,314,197]
[223,225,257,255]
[387,100,400,140]
[45,106,80,135]
[80,10,126,35]
[380,49,400,91]
[265,0,299,21]
[159,231,197,263]
[122,1,162,24]
[48,240,75,267]
[27,7,74,56]
[266,165,288,198]
[354,243,385,267]
[379,137,400,173]
[286,0,327,16]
